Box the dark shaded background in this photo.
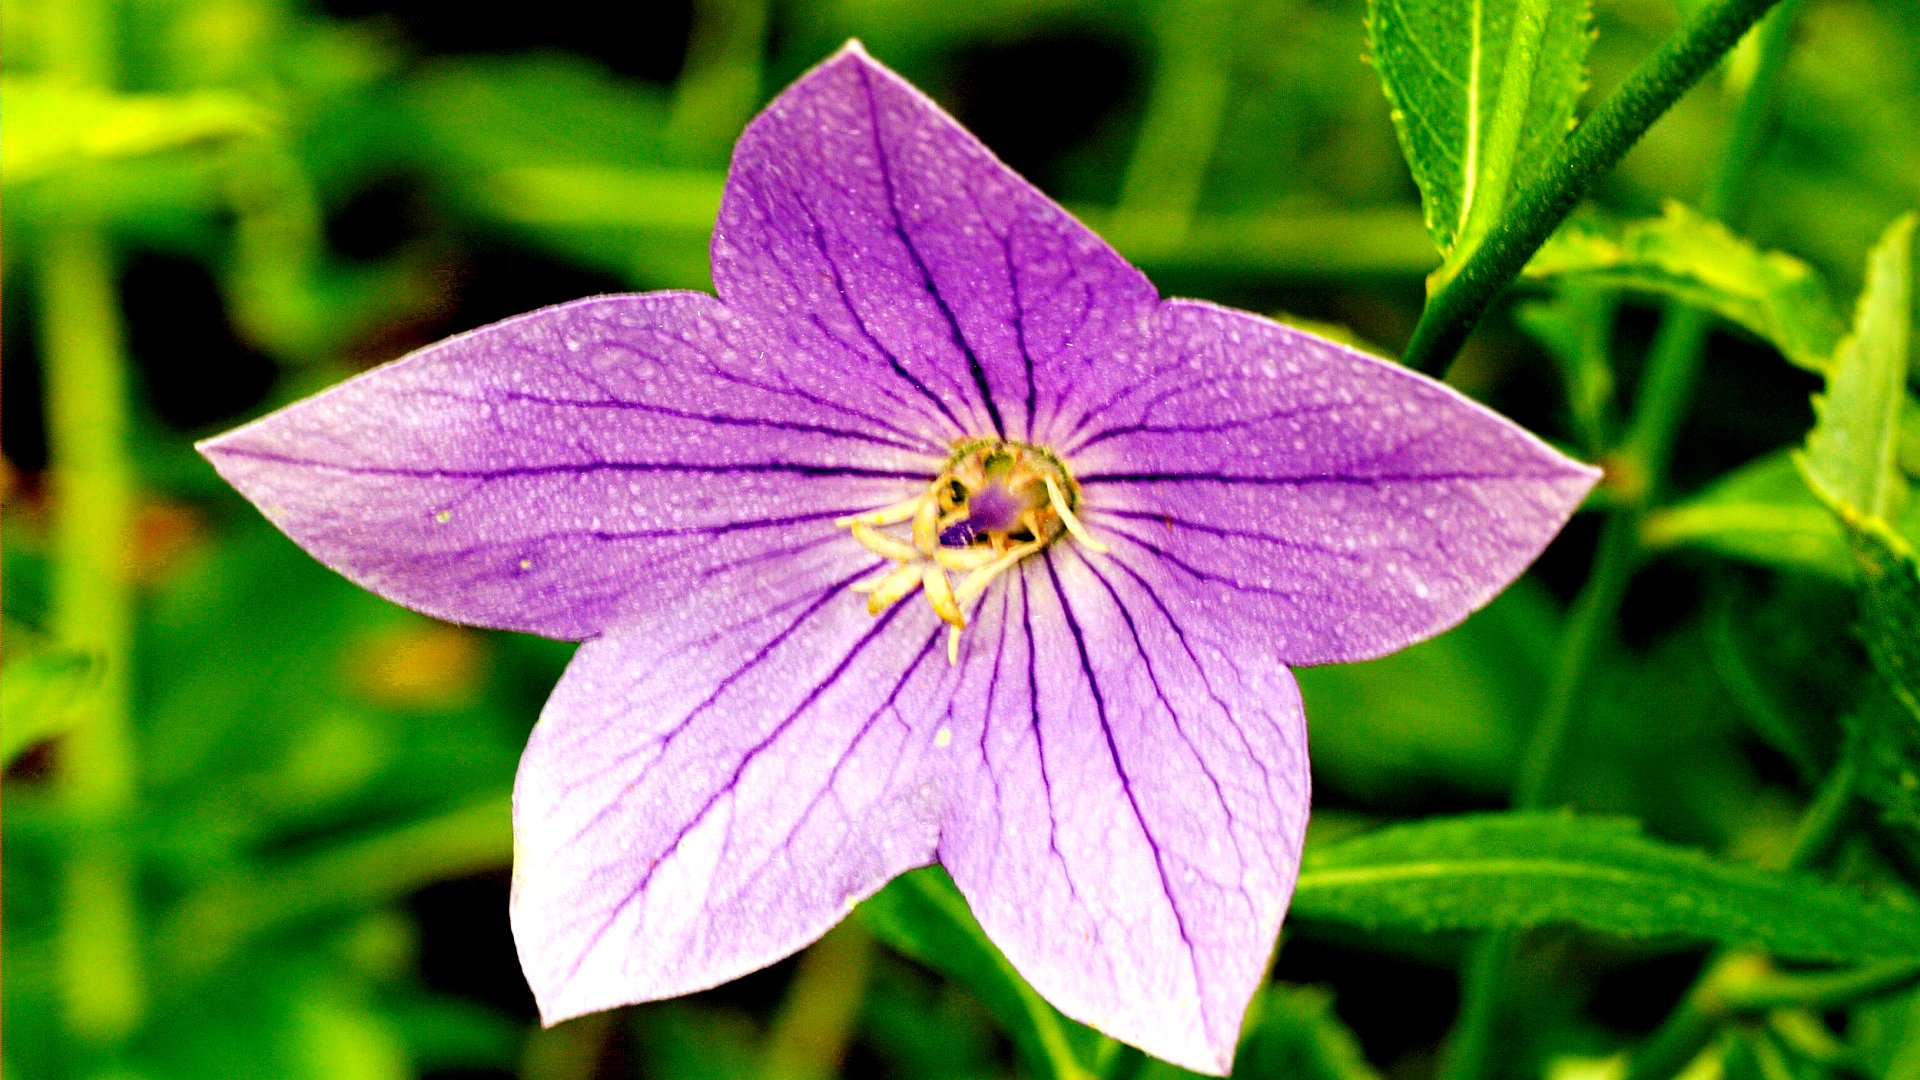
[7,0,1919,1077]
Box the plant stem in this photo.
[1625,756,1861,1080]
[163,795,512,972]
[42,222,147,1052]
[760,921,877,1080]
[1401,0,1788,375]
[1106,0,1234,249]
[1438,7,1799,1074]
[665,0,771,167]
[1621,0,1801,482]
[1721,959,1920,1013]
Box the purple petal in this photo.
[199,292,940,640]
[512,543,959,1020]
[1063,299,1600,665]
[936,551,1309,1075]
[712,44,1160,446]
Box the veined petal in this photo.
[713,43,1160,447]
[512,540,959,1021]
[936,552,1309,1075]
[198,292,940,641]
[1065,299,1600,665]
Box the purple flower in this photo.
[200,43,1597,1074]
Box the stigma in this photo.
[836,439,1105,663]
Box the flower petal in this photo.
[512,540,960,1021]
[1065,299,1601,665]
[199,291,939,640]
[936,551,1309,1075]
[713,43,1159,446]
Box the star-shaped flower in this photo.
[200,43,1598,1074]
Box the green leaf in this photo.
[1367,0,1591,260]
[1297,584,1556,800]
[0,77,270,185]
[1230,986,1383,1080]
[0,644,98,765]
[1800,214,1916,521]
[1851,681,1920,854]
[160,796,512,974]
[860,867,1094,1080]
[1514,285,1617,453]
[1137,984,1383,1080]
[1526,202,1846,371]
[1851,521,1920,725]
[1290,813,1920,961]
[1642,448,1853,581]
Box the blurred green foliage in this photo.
[4,0,1919,1077]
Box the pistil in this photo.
[836,439,1102,663]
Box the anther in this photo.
[954,542,1040,610]
[865,563,925,615]
[912,497,941,556]
[835,498,923,529]
[852,521,922,562]
[1044,475,1108,553]
[921,565,965,629]
[932,546,1000,572]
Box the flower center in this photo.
[836,439,1105,662]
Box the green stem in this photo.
[1402,0,1788,375]
[1438,512,1635,1080]
[163,796,511,973]
[1621,0,1801,482]
[1439,7,1799,1073]
[42,223,146,1050]
[518,1013,616,1080]
[664,0,770,167]
[1105,0,1234,249]
[1625,756,1859,1080]
[760,921,876,1080]
[1723,959,1920,1013]
[1514,513,1641,808]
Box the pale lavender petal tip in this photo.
[201,39,1599,1078]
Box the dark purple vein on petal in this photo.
[1100,524,1310,602]
[1069,549,1255,878]
[855,61,1007,441]
[786,193,970,436]
[557,601,911,988]
[1079,468,1567,487]
[1016,567,1088,913]
[1040,556,1211,1041]
[210,446,929,482]
[1092,508,1369,564]
[557,566,877,846]
[1095,553,1294,800]
[399,510,858,562]
[1066,400,1361,455]
[413,385,926,453]
[972,583,1015,817]
[730,623,948,900]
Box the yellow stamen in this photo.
[852,521,922,562]
[835,498,923,529]
[954,542,1040,610]
[1044,475,1108,553]
[932,545,1000,572]
[912,497,941,556]
[921,565,965,629]
[948,626,963,665]
[865,563,925,615]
